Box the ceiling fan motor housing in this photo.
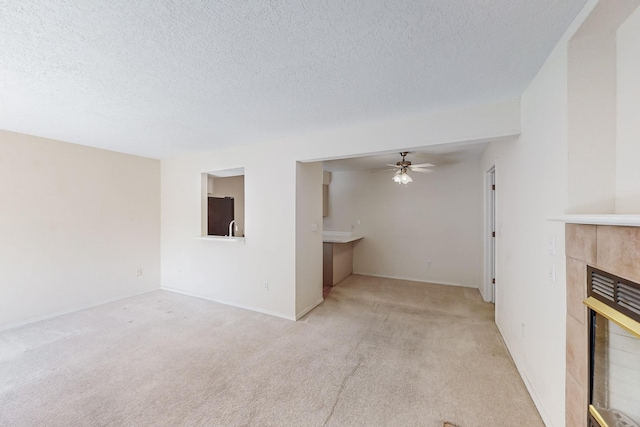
[397,151,411,167]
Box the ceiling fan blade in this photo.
[410,168,434,173]
[385,164,400,168]
[373,168,398,173]
[410,162,434,168]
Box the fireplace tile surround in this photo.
[561,216,640,427]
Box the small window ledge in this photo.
[196,236,245,243]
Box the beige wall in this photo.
[616,6,640,213]
[324,156,483,288]
[0,130,160,328]
[567,4,618,214]
[567,1,640,214]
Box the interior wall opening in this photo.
[201,168,245,237]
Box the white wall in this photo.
[295,161,323,318]
[478,7,591,424]
[161,99,520,320]
[480,2,640,426]
[161,143,299,319]
[324,156,483,288]
[0,130,160,329]
[616,6,640,213]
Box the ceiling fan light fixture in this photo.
[388,152,432,185]
[392,169,412,184]
[400,172,412,184]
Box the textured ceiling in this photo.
[0,0,586,159]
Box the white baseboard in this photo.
[496,323,554,427]
[296,297,324,320]
[0,288,159,332]
[161,287,296,321]
[353,272,479,290]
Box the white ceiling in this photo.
[0,1,586,159]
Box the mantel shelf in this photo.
[548,214,640,227]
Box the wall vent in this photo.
[588,266,640,323]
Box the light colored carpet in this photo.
[0,275,544,427]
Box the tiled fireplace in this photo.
[564,219,640,427]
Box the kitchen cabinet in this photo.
[208,196,234,236]
[322,232,363,286]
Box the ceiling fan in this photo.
[386,152,434,184]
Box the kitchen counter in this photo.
[322,231,363,244]
[322,231,363,286]
[196,236,245,243]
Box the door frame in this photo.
[483,164,496,303]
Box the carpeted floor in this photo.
[0,275,545,427]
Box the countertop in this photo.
[323,231,363,244]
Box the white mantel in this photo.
[549,214,640,227]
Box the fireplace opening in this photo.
[586,267,640,427]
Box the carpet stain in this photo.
[322,357,364,426]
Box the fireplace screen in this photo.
[586,267,640,427]
[589,310,640,427]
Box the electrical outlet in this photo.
[548,235,556,256]
[136,268,143,276]
[549,264,556,283]
[263,281,269,290]
[521,323,525,338]
[426,260,431,268]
